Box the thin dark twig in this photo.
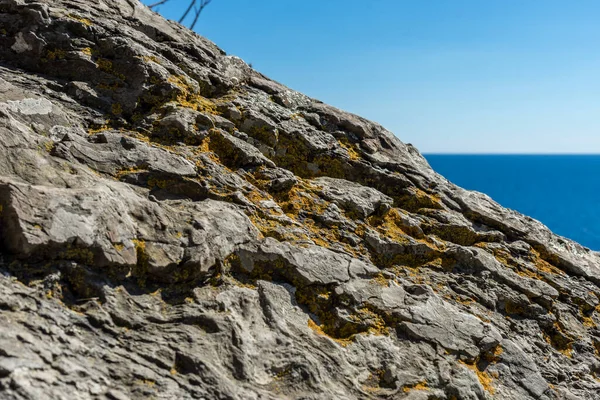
[190,0,211,30]
[178,0,197,23]
[147,0,212,29]
[148,0,170,8]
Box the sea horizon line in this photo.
[423,153,600,156]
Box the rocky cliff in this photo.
[0,1,599,399]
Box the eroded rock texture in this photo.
[0,1,599,399]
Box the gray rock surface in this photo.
[0,0,599,399]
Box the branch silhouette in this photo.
[148,0,213,30]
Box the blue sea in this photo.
[424,155,600,251]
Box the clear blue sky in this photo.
[142,0,600,154]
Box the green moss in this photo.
[46,49,67,61]
[247,125,278,147]
[147,176,175,190]
[131,239,149,286]
[59,245,94,265]
[96,58,126,80]
[111,103,123,116]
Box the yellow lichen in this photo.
[368,208,409,241]
[59,246,94,265]
[371,274,390,287]
[484,345,503,363]
[543,322,574,358]
[81,47,93,56]
[97,58,112,71]
[115,166,147,179]
[46,49,67,61]
[307,318,352,347]
[132,239,149,285]
[581,307,597,328]
[96,58,126,80]
[529,249,564,275]
[67,14,93,26]
[593,340,600,357]
[338,137,361,161]
[460,361,496,394]
[397,187,443,212]
[168,75,219,115]
[147,176,174,190]
[354,307,389,336]
[402,381,429,392]
[111,103,123,115]
[140,55,161,64]
[42,141,55,152]
[198,137,221,163]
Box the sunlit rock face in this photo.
[0,1,599,399]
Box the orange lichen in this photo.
[243,179,365,255]
[581,307,597,328]
[402,381,429,392]
[140,55,161,64]
[46,49,66,61]
[96,58,126,80]
[593,340,600,357]
[59,246,94,265]
[371,273,390,287]
[198,137,221,163]
[397,187,443,212]
[274,182,329,219]
[147,176,174,190]
[113,243,124,252]
[307,318,352,347]
[168,75,218,114]
[460,361,496,394]
[88,121,111,135]
[354,307,389,336]
[368,208,409,240]
[67,14,93,26]
[115,166,148,179]
[338,138,361,161]
[484,345,503,363]
[529,249,564,275]
[543,321,574,358]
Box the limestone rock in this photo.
[0,1,599,399]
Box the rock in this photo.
[54,130,197,178]
[208,129,276,169]
[313,176,393,218]
[0,1,598,399]
[252,166,297,192]
[396,285,502,361]
[235,238,351,286]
